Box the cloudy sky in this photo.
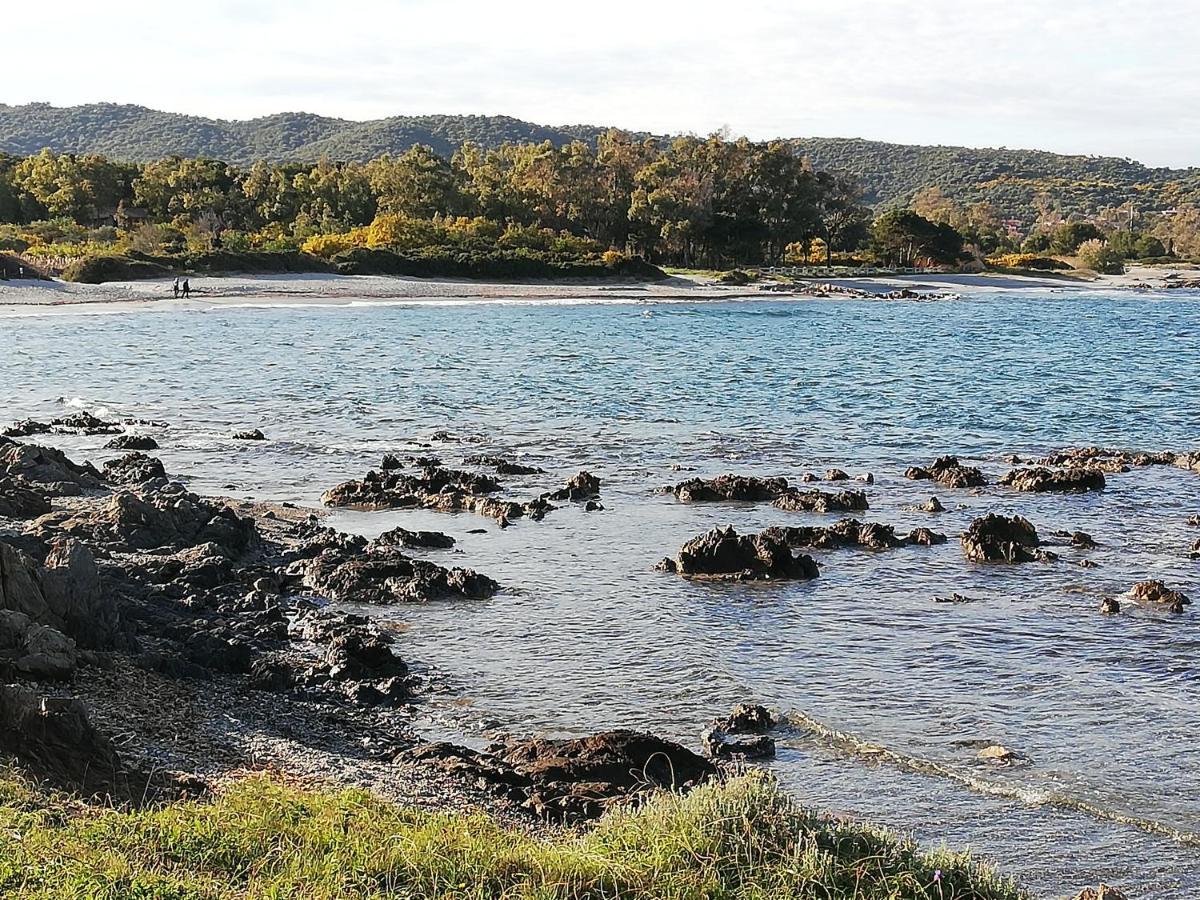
[5,0,1198,166]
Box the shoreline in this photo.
[0,265,1191,316]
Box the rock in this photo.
[104,434,159,451]
[658,526,819,582]
[1038,447,1176,472]
[913,496,944,513]
[1177,452,1200,474]
[857,472,875,484]
[1128,580,1191,612]
[430,430,457,442]
[961,514,1046,563]
[325,632,408,681]
[0,685,123,794]
[546,470,601,501]
[322,465,500,510]
[712,703,776,733]
[701,729,776,759]
[102,451,167,485]
[761,519,943,551]
[1000,467,1105,493]
[1071,884,1130,900]
[405,729,716,823]
[0,476,52,518]
[584,500,604,512]
[824,468,849,481]
[47,412,122,435]
[31,483,257,556]
[904,455,986,489]
[1188,515,1200,527]
[374,526,456,550]
[772,489,869,513]
[669,474,790,503]
[465,454,544,476]
[1191,538,1200,560]
[0,439,103,492]
[301,545,498,604]
[232,429,266,440]
[976,744,1024,763]
[1051,530,1097,549]
[2,419,52,438]
[0,610,77,680]
[934,593,978,604]
[1100,597,1120,615]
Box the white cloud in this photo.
[1,0,1196,166]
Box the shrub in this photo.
[1075,239,1125,275]
[985,253,1071,271]
[61,255,171,283]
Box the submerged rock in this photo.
[771,488,869,513]
[658,526,819,582]
[104,434,159,451]
[464,454,544,476]
[374,526,456,550]
[760,519,945,551]
[1100,597,1121,615]
[961,514,1049,563]
[1037,447,1176,473]
[1000,466,1105,493]
[403,729,715,823]
[904,455,986,489]
[668,474,790,503]
[322,465,501,510]
[1128,580,1191,613]
[232,429,267,441]
[976,744,1026,763]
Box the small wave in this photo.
[779,709,1200,848]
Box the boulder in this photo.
[0,610,77,680]
[545,470,601,501]
[1100,597,1120,615]
[0,476,52,519]
[373,526,455,550]
[301,545,498,604]
[1071,885,1129,900]
[771,489,869,513]
[658,526,819,582]
[701,729,775,759]
[669,474,790,503]
[322,465,500,510]
[104,434,159,451]
[961,514,1046,563]
[761,519,944,551]
[232,429,266,441]
[1000,466,1105,493]
[824,468,850,481]
[1128,580,1190,612]
[0,439,103,492]
[904,455,986,489]
[464,454,544,476]
[102,451,167,485]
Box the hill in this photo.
[2,103,1198,223]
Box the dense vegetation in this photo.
[0,769,1025,899]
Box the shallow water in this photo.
[2,289,1199,897]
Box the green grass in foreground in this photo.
[0,770,1026,899]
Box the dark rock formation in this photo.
[668,474,790,503]
[0,610,77,679]
[322,465,501,510]
[961,514,1050,563]
[0,476,52,518]
[102,452,167,485]
[1128,580,1191,612]
[546,470,601,501]
[403,729,716,822]
[1036,447,1177,473]
[905,455,986,489]
[300,542,498,604]
[104,434,160,451]
[771,488,869,513]
[824,468,849,481]
[465,454,544,475]
[658,526,819,582]
[232,429,266,440]
[701,703,778,759]
[374,526,456,550]
[0,438,103,492]
[1100,597,1121,615]
[761,519,945,551]
[1000,467,1105,493]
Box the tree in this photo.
[12,150,135,224]
[1076,239,1124,274]
[133,157,246,231]
[870,210,964,266]
[1050,221,1103,254]
[368,146,465,219]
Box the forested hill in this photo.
[793,137,1200,221]
[3,104,1198,221]
[0,103,611,164]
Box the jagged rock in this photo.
[1071,884,1130,900]
[31,484,257,556]
[302,545,498,604]
[713,703,775,733]
[961,514,1047,563]
[771,489,869,513]
[380,453,404,470]
[2,419,52,438]
[546,470,600,501]
[935,593,979,604]
[824,468,849,481]
[404,729,716,823]
[1000,467,1105,493]
[465,454,544,475]
[0,610,77,680]
[1128,580,1190,612]
[1037,447,1176,473]
[1100,597,1121,615]
[0,439,103,492]
[102,451,167,485]
[904,455,986,489]
[976,744,1025,763]
[1191,538,1200,560]
[325,632,409,681]
[1177,452,1200,474]
[1051,530,1097,549]
[701,729,775,759]
[232,429,266,440]
[910,496,944,513]
[669,474,790,502]
[374,526,455,550]
[658,526,819,582]
[761,519,943,551]
[104,434,159,451]
[140,542,236,588]
[0,685,123,794]
[322,465,500,510]
[0,476,51,518]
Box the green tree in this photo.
[1049,221,1103,254]
[870,209,964,266]
[368,146,465,219]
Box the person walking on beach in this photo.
[181,278,191,299]
[172,277,180,299]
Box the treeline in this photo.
[0,134,874,271]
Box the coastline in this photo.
[0,265,1188,316]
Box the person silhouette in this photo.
[172,277,180,299]
[181,278,191,299]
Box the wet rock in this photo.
[961,514,1047,563]
[0,439,103,492]
[585,500,604,512]
[301,545,498,604]
[976,744,1025,763]
[0,610,77,680]
[658,526,819,582]
[430,430,457,442]
[1128,580,1191,613]
[465,454,545,476]
[1071,884,1130,900]
[771,489,869,513]
[104,434,159,451]
[668,474,790,503]
[761,519,944,551]
[374,526,456,550]
[325,632,408,681]
[2,419,52,438]
[404,729,716,823]
[824,468,849,481]
[1191,538,1200,560]
[380,453,404,470]
[856,472,875,484]
[1038,447,1176,473]
[910,496,944,513]
[47,412,123,435]
[0,476,52,519]
[322,465,501,510]
[232,429,266,441]
[1051,530,1097,549]
[701,729,775,759]
[1000,466,1105,493]
[546,470,600,501]
[31,483,257,556]
[934,593,979,604]
[1177,452,1200,474]
[102,451,167,485]
[1188,515,1200,527]
[905,455,986,489]
[713,703,776,733]
[1100,597,1120,615]
[0,685,124,794]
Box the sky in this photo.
[3,0,1198,167]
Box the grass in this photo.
[0,769,1027,899]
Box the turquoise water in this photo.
[2,289,1199,896]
